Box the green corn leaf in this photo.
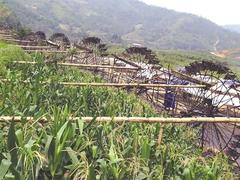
[7,122,18,166]
[77,118,84,136]
[66,147,79,164]
[15,129,23,147]
[0,159,11,179]
[183,168,191,180]
[88,165,96,180]
[44,135,53,154]
[56,121,69,144]
[141,138,151,160]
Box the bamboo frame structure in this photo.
[1,116,240,123]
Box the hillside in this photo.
[224,25,240,34]
[2,0,240,50]
[0,2,20,29]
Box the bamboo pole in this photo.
[171,70,212,87]
[14,61,139,70]
[17,45,52,49]
[1,116,240,123]
[0,35,13,38]
[24,50,67,53]
[0,79,206,88]
[1,38,34,43]
[57,82,206,88]
[112,54,142,69]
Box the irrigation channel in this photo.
[1,30,240,167]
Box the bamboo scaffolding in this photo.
[1,116,240,123]
[14,61,139,70]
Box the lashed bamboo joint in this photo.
[1,116,240,123]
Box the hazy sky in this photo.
[140,0,240,25]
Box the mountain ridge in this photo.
[1,0,240,50]
[224,25,240,34]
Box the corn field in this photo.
[0,41,237,179]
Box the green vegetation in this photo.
[0,42,237,179]
[0,41,30,76]
[2,0,240,50]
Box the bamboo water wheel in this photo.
[49,33,70,49]
[179,61,240,166]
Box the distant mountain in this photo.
[1,0,240,50]
[224,25,240,34]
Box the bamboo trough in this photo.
[1,116,240,123]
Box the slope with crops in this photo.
[0,38,238,179]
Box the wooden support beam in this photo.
[1,116,240,123]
